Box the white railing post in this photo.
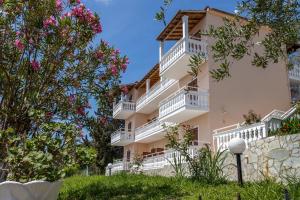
[159,41,164,62]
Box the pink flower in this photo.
[96,51,104,61]
[111,66,118,76]
[30,60,40,71]
[43,16,57,29]
[29,38,34,44]
[0,0,3,5]
[71,4,102,34]
[121,63,127,72]
[99,117,107,125]
[14,39,24,51]
[68,94,76,104]
[55,0,63,11]
[76,106,85,116]
[125,57,129,64]
[45,112,53,118]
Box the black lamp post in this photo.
[228,138,246,186]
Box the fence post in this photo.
[284,188,290,200]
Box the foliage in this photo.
[2,122,80,182]
[285,175,300,199]
[166,152,186,178]
[243,110,261,125]
[165,125,227,184]
[154,0,173,26]
[189,145,227,184]
[75,146,97,168]
[130,154,143,174]
[156,0,300,81]
[86,118,122,175]
[188,52,206,77]
[269,117,300,136]
[0,0,127,181]
[58,174,297,200]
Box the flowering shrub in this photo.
[269,118,300,137]
[0,0,128,181]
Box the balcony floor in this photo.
[160,106,208,123]
[113,110,135,119]
[135,128,166,143]
[136,82,178,114]
[160,53,191,80]
[111,139,133,146]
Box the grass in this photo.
[58,173,293,200]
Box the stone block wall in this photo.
[223,134,300,182]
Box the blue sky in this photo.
[82,0,237,84]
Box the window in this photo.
[127,122,132,132]
[187,78,198,91]
[126,150,131,162]
[189,127,199,146]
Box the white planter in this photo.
[0,180,62,200]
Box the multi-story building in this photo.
[110,7,299,172]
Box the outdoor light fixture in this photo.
[228,138,246,186]
[107,163,113,176]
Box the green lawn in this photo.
[58,173,295,200]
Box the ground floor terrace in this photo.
[108,105,298,174]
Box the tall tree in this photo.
[0,0,127,181]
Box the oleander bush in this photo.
[58,173,300,200]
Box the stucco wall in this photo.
[204,11,291,137]
[223,134,300,182]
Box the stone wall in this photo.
[223,134,300,182]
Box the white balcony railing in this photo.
[159,87,209,121]
[212,105,300,151]
[106,160,130,175]
[111,128,134,146]
[136,78,177,111]
[135,119,175,142]
[142,144,209,170]
[213,123,267,151]
[160,37,207,74]
[289,64,300,81]
[113,101,136,119]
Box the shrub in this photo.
[165,125,227,184]
[269,117,300,136]
[189,145,227,184]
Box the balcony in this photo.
[113,101,136,119]
[159,37,207,80]
[289,64,300,82]
[105,160,130,175]
[142,145,205,171]
[111,128,134,146]
[135,119,175,143]
[136,79,178,114]
[213,123,268,151]
[213,106,300,151]
[159,87,209,123]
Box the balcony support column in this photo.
[182,15,189,52]
[146,79,151,94]
[159,41,164,62]
[182,15,189,39]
